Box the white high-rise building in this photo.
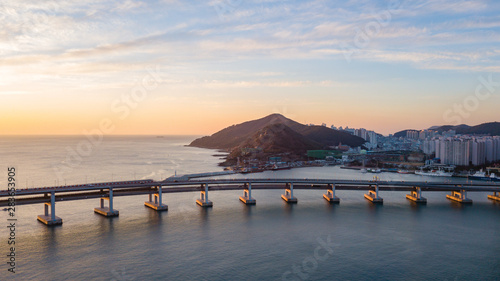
[419,131,426,140]
[367,131,378,146]
[440,139,454,165]
[452,139,470,166]
[429,136,499,166]
[406,130,419,139]
[422,139,436,155]
[495,136,500,160]
[435,139,441,158]
[471,139,486,166]
[436,138,469,166]
[485,139,495,163]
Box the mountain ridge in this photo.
[394,122,500,137]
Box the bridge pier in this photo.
[281,183,297,204]
[406,186,427,204]
[323,183,340,203]
[94,187,119,216]
[239,183,256,205]
[446,189,472,204]
[364,184,383,204]
[145,185,168,211]
[196,183,213,207]
[487,192,500,202]
[37,191,62,226]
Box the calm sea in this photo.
[1,136,499,280]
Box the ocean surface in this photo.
[1,136,499,280]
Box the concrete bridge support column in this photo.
[94,187,119,216]
[37,191,62,226]
[487,191,500,202]
[196,183,213,207]
[281,183,297,204]
[239,183,256,205]
[406,186,427,204]
[323,183,340,203]
[145,185,168,211]
[364,184,383,204]
[446,189,472,204]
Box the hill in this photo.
[300,125,365,147]
[394,122,500,137]
[441,122,500,135]
[189,113,365,150]
[189,114,304,149]
[225,123,324,163]
[433,124,471,133]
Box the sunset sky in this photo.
[1,0,500,136]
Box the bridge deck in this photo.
[1,178,499,207]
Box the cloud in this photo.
[184,79,348,89]
[113,0,146,12]
[422,0,488,14]
[1,0,500,96]
[352,49,500,72]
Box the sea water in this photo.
[1,136,499,280]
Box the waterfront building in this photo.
[452,139,470,166]
[471,139,486,166]
[485,138,497,163]
[439,139,454,165]
[422,135,500,166]
[496,136,500,160]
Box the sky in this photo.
[1,0,500,136]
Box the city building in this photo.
[422,135,500,166]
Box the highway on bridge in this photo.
[2,177,500,207]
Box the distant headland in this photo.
[189,113,365,167]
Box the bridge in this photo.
[2,177,500,226]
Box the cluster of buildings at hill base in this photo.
[318,124,379,149]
